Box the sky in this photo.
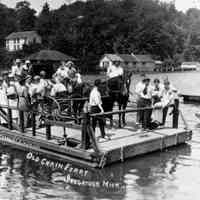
[1,0,200,12]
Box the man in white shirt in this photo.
[161,79,178,125]
[107,62,124,79]
[89,79,106,139]
[135,75,152,129]
[11,59,22,77]
[107,62,124,91]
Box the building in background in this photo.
[99,53,155,72]
[5,31,42,52]
[180,62,200,71]
[132,54,155,72]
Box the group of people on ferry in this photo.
[0,57,178,142]
[0,58,82,126]
[135,74,178,130]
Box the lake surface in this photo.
[1,72,200,200]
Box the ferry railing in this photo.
[0,99,180,154]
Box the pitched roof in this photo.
[6,31,40,40]
[104,54,123,62]
[182,62,200,65]
[133,54,154,62]
[118,54,137,62]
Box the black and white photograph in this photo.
[0,0,199,199]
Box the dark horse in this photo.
[99,72,132,128]
[57,72,132,127]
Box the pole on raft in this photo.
[81,101,90,149]
[32,112,36,136]
[7,108,12,130]
[81,112,91,150]
[172,99,179,128]
[19,111,25,133]
[46,123,51,140]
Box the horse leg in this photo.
[122,96,128,126]
[109,114,113,128]
[72,100,78,124]
[118,104,122,128]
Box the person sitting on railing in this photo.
[0,76,8,125]
[89,79,109,141]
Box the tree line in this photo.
[0,0,200,72]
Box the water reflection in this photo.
[0,101,199,200]
[0,142,192,200]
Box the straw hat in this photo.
[25,60,30,64]
[33,75,40,81]
[16,59,21,63]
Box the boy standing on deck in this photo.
[89,79,108,141]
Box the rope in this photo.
[120,146,124,162]
[175,133,178,145]
[179,110,189,130]
[160,136,164,151]
[99,152,107,168]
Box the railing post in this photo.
[7,108,12,130]
[19,111,25,133]
[46,123,51,140]
[32,112,36,136]
[172,99,179,128]
[81,112,91,150]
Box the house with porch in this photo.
[5,31,42,52]
[99,53,155,72]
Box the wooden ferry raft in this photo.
[0,100,192,168]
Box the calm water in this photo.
[1,72,200,200]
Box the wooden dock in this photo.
[181,94,200,103]
[0,124,192,168]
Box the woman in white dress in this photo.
[0,77,8,124]
[6,75,18,122]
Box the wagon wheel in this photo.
[38,96,61,120]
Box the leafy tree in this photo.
[15,1,36,31]
[36,2,54,47]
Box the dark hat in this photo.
[94,79,101,87]
[154,78,160,83]
[142,76,150,82]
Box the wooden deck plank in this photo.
[0,123,192,168]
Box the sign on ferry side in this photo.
[26,152,89,177]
